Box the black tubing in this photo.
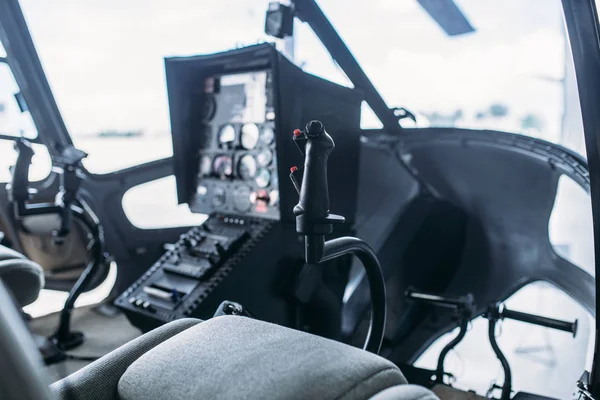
[322,236,386,354]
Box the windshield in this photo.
[17,0,584,173]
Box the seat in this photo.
[0,243,44,307]
[0,248,438,400]
[53,316,439,400]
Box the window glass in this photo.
[549,175,594,277]
[0,63,37,139]
[122,176,207,229]
[18,0,585,170]
[294,0,585,154]
[19,0,271,173]
[0,140,51,182]
[414,282,593,399]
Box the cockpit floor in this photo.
[28,303,141,383]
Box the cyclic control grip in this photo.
[292,120,344,236]
[289,120,386,354]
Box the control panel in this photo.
[167,43,363,225]
[192,71,280,220]
[115,214,273,327]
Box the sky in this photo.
[5,0,572,139]
[0,0,587,164]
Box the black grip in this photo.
[501,307,578,337]
[11,139,35,202]
[293,120,335,232]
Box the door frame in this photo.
[562,0,600,394]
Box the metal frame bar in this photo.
[293,0,402,133]
[0,0,72,154]
[561,0,600,395]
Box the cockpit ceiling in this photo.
[348,127,593,360]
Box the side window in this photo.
[0,140,51,182]
[122,176,207,229]
[413,282,594,399]
[0,50,51,182]
[549,175,594,276]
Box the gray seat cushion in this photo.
[0,245,44,307]
[51,318,202,400]
[118,316,408,400]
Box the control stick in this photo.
[485,302,578,400]
[289,120,386,354]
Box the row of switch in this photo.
[128,297,156,313]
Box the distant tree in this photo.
[489,103,509,117]
[521,113,544,131]
[0,102,5,113]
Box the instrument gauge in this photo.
[218,125,236,146]
[232,185,252,212]
[256,150,273,167]
[270,171,279,189]
[240,123,259,150]
[255,168,271,188]
[199,155,212,176]
[213,155,233,178]
[238,154,257,181]
[213,186,226,207]
[259,127,275,145]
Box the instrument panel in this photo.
[191,71,280,220]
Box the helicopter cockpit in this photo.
[0,0,599,399]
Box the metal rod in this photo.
[501,308,577,337]
[322,236,386,354]
[436,318,468,383]
[405,288,470,310]
[294,0,402,133]
[488,318,511,400]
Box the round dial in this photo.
[213,155,233,178]
[260,126,275,145]
[218,124,236,146]
[256,150,273,167]
[199,155,212,176]
[238,154,257,180]
[255,168,271,188]
[213,186,226,207]
[233,185,252,212]
[240,123,260,150]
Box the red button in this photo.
[290,166,298,172]
[293,129,302,137]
